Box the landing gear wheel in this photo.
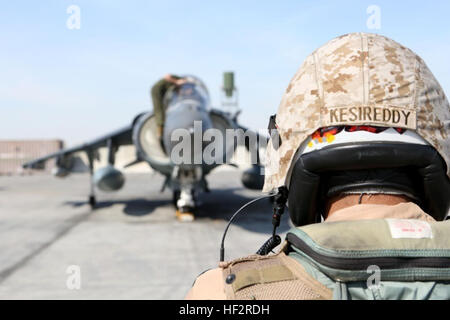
[172,190,181,207]
[176,207,195,222]
[89,195,97,209]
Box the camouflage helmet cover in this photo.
[263,32,450,192]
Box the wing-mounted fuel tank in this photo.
[93,165,125,192]
[241,164,265,190]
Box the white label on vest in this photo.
[386,219,433,239]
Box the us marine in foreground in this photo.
[186,33,450,300]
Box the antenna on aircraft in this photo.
[221,71,240,120]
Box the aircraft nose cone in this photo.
[163,105,213,166]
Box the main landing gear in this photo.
[89,195,97,209]
[87,150,97,210]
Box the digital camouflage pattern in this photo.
[263,33,450,192]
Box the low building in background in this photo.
[0,140,63,175]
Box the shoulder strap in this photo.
[221,251,332,300]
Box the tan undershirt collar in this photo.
[325,202,435,223]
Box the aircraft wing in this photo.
[22,125,133,169]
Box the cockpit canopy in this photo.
[164,75,210,109]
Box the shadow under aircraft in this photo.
[24,74,267,221]
[64,186,290,235]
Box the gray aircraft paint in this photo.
[23,76,265,212]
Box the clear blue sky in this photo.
[1,0,449,145]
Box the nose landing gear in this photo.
[173,188,196,222]
[175,209,195,222]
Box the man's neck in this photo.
[325,194,412,219]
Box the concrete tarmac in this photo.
[0,168,290,299]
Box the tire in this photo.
[89,195,97,209]
[172,190,180,207]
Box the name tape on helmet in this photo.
[324,105,416,129]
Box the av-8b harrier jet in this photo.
[23,74,265,221]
